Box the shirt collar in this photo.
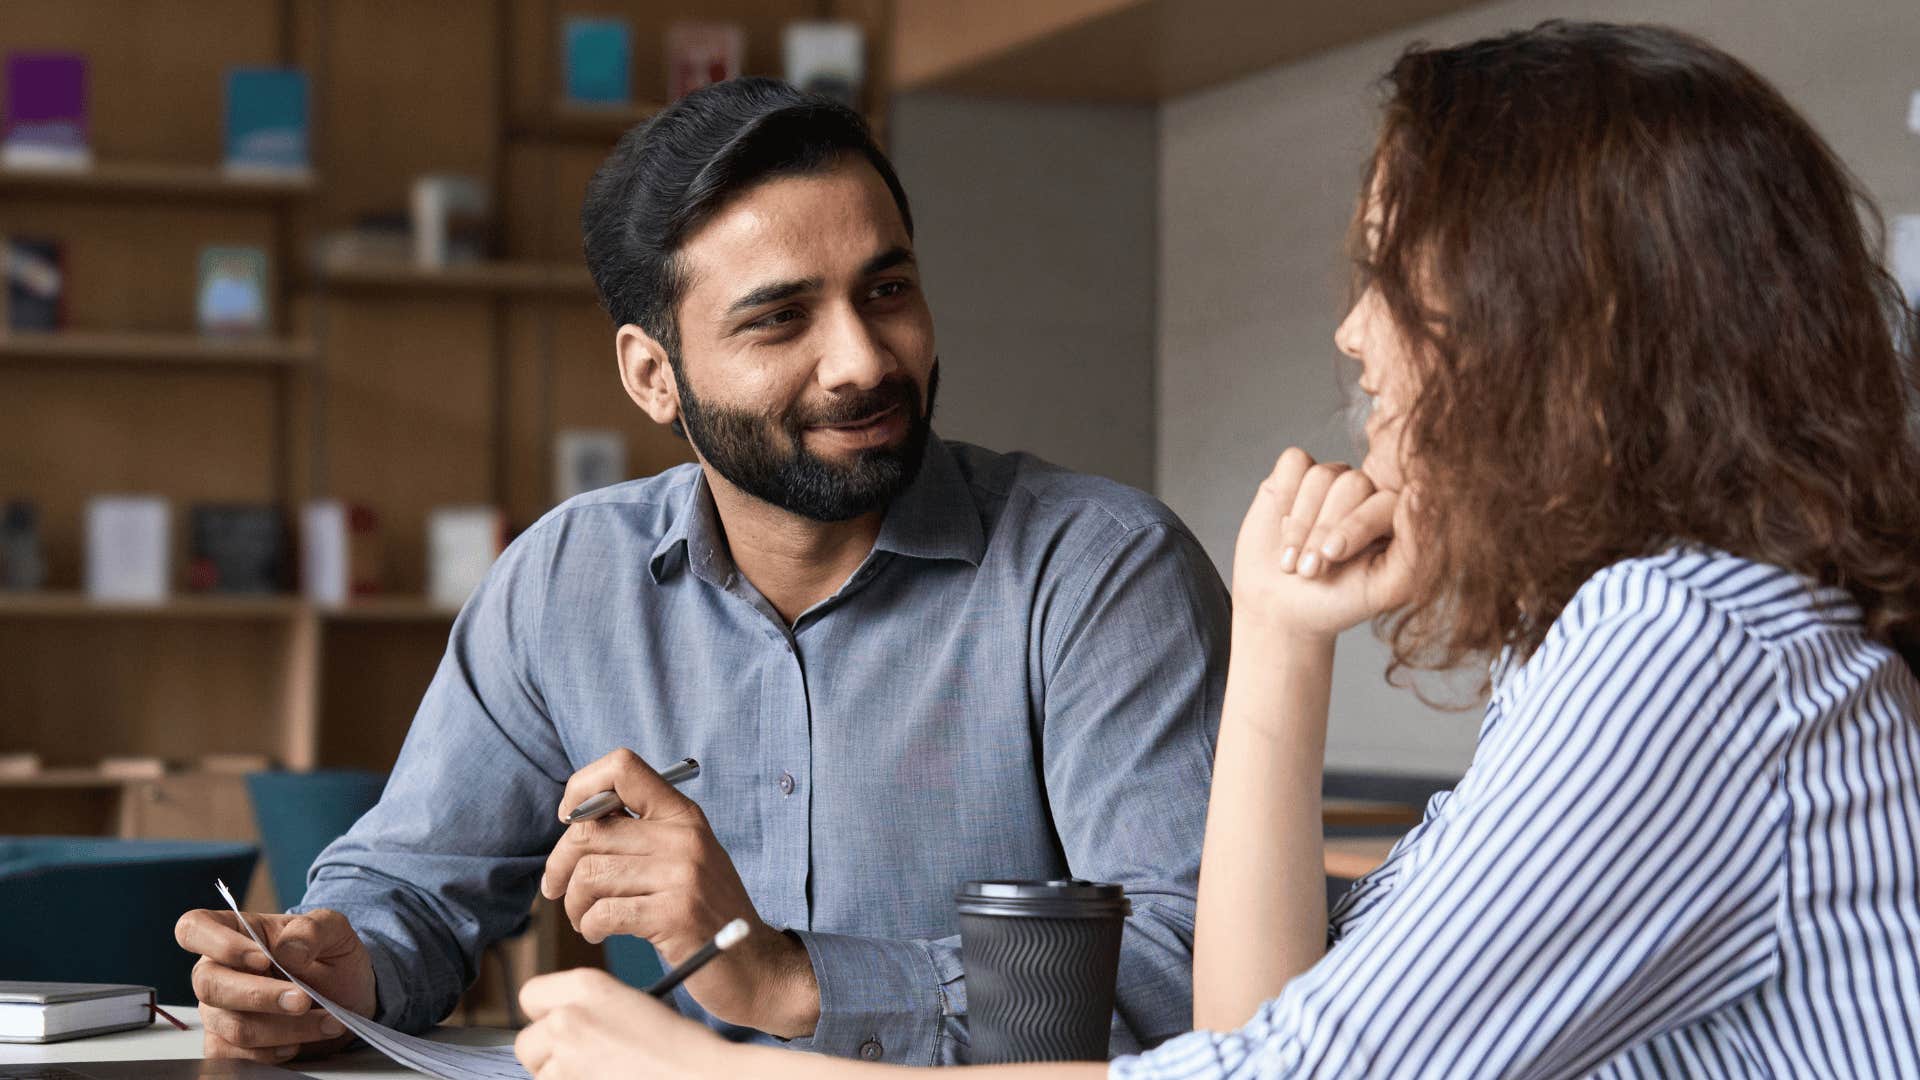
[649,471,735,586]
[647,433,985,585]
[870,434,986,567]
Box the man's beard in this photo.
[678,361,939,522]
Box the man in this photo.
[176,78,1228,1066]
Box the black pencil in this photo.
[644,918,750,998]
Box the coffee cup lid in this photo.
[955,879,1132,918]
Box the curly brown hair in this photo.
[1359,21,1920,678]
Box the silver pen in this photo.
[564,756,701,824]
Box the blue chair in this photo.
[246,769,549,1025]
[245,769,387,911]
[0,837,258,1005]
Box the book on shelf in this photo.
[563,17,633,106]
[199,752,273,775]
[224,67,310,178]
[314,212,413,271]
[98,756,167,780]
[4,236,66,331]
[84,496,170,602]
[0,982,155,1044]
[1,500,46,591]
[783,21,865,109]
[195,246,271,336]
[409,174,490,268]
[427,506,504,609]
[2,52,90,170]
[187,503,288,594]
[554,428,626,502]
[665,23,743,101]
[302,499,380,605]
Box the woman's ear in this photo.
[617,324,680,429]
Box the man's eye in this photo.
[750,309,803,330]
[869,280,909,300]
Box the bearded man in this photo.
[176,78,1228,1068]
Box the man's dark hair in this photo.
[581,77,913,358]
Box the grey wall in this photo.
[1158,0,1920,773]
[889,92,1160,492]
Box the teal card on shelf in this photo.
[564,18,632,105]
[224,68,309,174]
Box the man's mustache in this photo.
[789,379,921,429]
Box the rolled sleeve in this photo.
[293,522,571,1032]
[786,929,967,1065]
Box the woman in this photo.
[514,21,1920,1078]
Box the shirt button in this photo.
[858,1039,883,1061]
[777,772,795,796]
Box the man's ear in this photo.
[616,324,680,429]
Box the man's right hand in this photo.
[174,907,377,1063]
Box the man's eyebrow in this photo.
[726,277,822,318]
[862,247,915,276]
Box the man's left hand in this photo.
[540,748,820,1039]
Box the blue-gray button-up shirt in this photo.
[300,435,1229,1064]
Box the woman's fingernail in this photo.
[1322,535,1346,559]
[276,1045,298,1060]
[321,1019,345,1037]
[280,990,306,1012]
[1300,552,1321,576]
[1280,546,1298,572]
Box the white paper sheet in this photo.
[214,880,529,1080]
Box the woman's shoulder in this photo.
[1491,547,1864,725]
[1530,548,1860,670]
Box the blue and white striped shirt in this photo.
[1115,548,1920,1079]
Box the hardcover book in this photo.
[665,23,743,101]
[187,503,287,594]
[224,67,310,176]
[427,506,504,608]
[196,246,270,335]
[84,496,170,602]
[2,53,90,169]
[301,499,380,604]
[563,17,632,106]
[783,21,864,109]
[5,237,66,331]
[0,982,154,1044]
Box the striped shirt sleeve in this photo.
[1113,561,1792,1079]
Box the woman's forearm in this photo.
[724,1044,1107,1078]
[1191,617,1336,1031]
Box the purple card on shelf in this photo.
[3,52,90,168]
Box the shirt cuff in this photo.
[786,929,961,1065]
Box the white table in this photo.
[0,1006,516,1078]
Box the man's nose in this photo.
[814,306,900,393]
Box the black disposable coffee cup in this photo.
[956,879,1131,1063]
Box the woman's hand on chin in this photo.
[515,968,729,1080]
[1232,447,1419,640]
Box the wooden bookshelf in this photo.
[314,257,597,297]
[0,162,314,203]
[0,331,316,369]
[0,592,459,622]
[0,0,894,1020]
[509,104,662,143]
[0,768,129,790]
[317,597,461,622]
[0,592,304,619]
